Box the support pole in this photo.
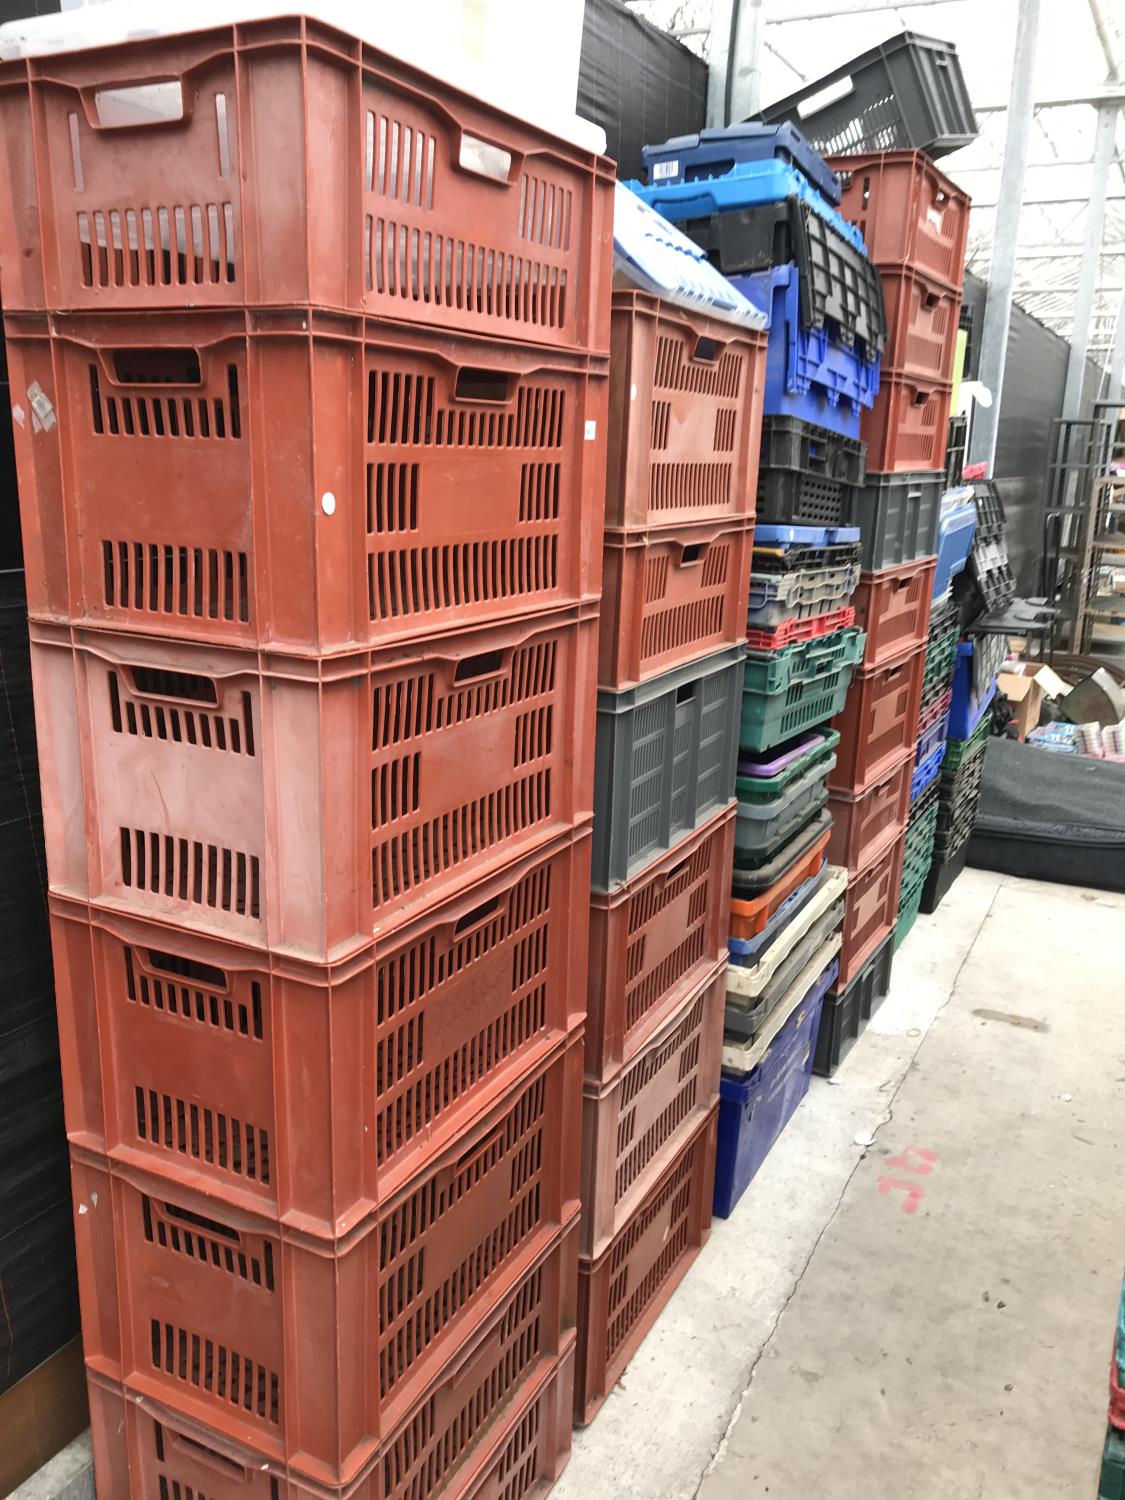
[1061,104,1119,419]
[969,0,1042,472]
[729,0,765,122]
[1106,292,1125,401]
[706,0,735,128]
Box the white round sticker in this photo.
[321,491,336,516]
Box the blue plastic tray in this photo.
[727,865,826,961]
[915,707,951,767]
[612,181,769,329]
[734,264,880,438]
[933,491,977,600]
[911,741,947,802]
[629,159,867,253]
[754,523,861,547]
[714,959,838,1217]
[949,641,1000,740]
[641,121,843,205]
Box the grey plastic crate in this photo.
[855,470,943,570]
[593,644,745,890]
[724,895,845,1039]
[734,750,836,863]
[747,560,860,628]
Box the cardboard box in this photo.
[998,663,1069,740]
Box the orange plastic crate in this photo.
[862,375,952,474]
[836,831,906,988]
[30,607,596,958]
[85,1325,577,1499]
[606,290,766,531]
[830,151,970,293]
[599,520,753,688]
[579,960,723,1260]
[0,16,614,350]
[574,1106,716,1427]
[826,745,912,874]
[586,804,734,1081]
[71,1035,582,1485]
[830,645,925,796]
[6,311,606,654]
[50,829,589,1239]
[879,268,962,385]
[851,559,936,669]
[728,824,830,942]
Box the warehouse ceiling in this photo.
[620,0,1125,364]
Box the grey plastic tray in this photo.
[734,751,836,861]
[747,561,860,628]
[854,471,943,571]
[593,645,745,891]
[724,894,846,1039]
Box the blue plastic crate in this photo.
[754,523,861,548]
[642,122,843,205]
[612,182,769,329]
[911,741,947,803]
[714,960,837,1218]
[628,159,867,254]
[933,489,977,600]
[915,706,951,767]
[734,264,880,438]
[949,641,999,740]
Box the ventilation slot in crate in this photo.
[134,1087,270,1184]
[150,1421,279,1500]
[606,1155,696,1362]
[89,360,241,441]
[123,945,263,1040]
[141,1195,275,1289]
[119,829,260,918]
[615,995,705,1204]
[108,670,254,756]
[101,539,251,624]
[149,1320,279,1426]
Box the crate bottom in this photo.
[919,841,970,915]
[812,933,894,1077]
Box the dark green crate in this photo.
[942,711,991,774]
[1100,1426,1125,1500]
[922,624,959,698]
[741,629,865,752]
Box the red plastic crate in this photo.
[574,1106,717,1427]
[606,290,766,531]
[599,520,753,688]
[851,559,936,669]
[30,606,596,958]
[0,16,614,351]
[826,745,912,875]
[579,960,723,1260]
[830,645,924,796]
[70,1035,582,1485]
[880,268,962,384]
[830,151,970,293]
[836,830,906,988]
[85,1330,577,1499]
[862,375,952,473]
[6,310,607,654]
[49,830,589,1239]
[587,804,734,1082]
[744,604,855,651]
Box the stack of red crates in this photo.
[0,20,617,1499]
[825,151,970,988]
[575,292,765,1422]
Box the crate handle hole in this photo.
[458,132,513,183]
[454,895,501,934]
[454,367,514,404]
[91,80,185,130]
[165,1427,252,1480]
[679,543,704,565]
[912,391,928,407]
[145,947,228,989]
[666,856,691,883]
[692,336,720,365]
[110,348,201,387]
[454,649,505,682]
[675,682,698,704]
[129,664,219,706]
[161,1200,243,1245]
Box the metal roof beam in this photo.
[971,193,1125,207]
[764,0,968,21]
[974,85,1125,111]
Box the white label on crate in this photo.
[27,381,55,431]
[927,207,944,229]
[321,491,337,515]
[652,159,678,181]
[10,403,24,427]
[584,420,598,441]
[630,383,638,402]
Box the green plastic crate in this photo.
[942,710,991,775]
[1100,1425,1125,1500]
[903,798,939,874]
[922,624,959,699]
[736,728,841,803]
[740,629,865,752]
[894,867,926,949]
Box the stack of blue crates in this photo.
[634,124,889,1217]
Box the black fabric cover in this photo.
[577,0,707,180]
[968,736,1125,892]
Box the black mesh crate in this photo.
[758,31,979,160]
[945,413,967,488]
[812,933,894,1078]
[972,481,1007,546]
[758,416,867,525]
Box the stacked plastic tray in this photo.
[829,151,970,573]
[580,256,768,1420]
[0,23,620,1498]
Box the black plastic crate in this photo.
[758,31,979,160]
[686,199,887,359]
[752,540,863,573]
[945,413,967,488]
[919,838,969,914]
[642,121,843,204]
[972,481,1007,546]
[758,416,867,525]
[935,775,983,845]
[812,932,894,1078]
[954,547,1016,628]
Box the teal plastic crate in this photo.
[736,728,840,802]
[895,798,939,949]
[740,628,865,752]
[1101,1425,1125,1500]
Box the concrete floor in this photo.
[557,868,1125,1500]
